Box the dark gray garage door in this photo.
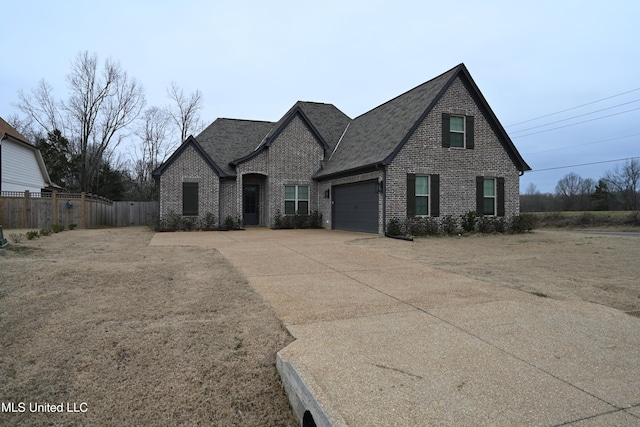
[332,181,379,233]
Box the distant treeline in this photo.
[521,160,639,212]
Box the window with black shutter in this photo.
[443,113,474,149]
[183,182,199,216]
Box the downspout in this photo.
[0,135,4,192]
[382,167,387,234]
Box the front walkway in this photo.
[150,228,640,426]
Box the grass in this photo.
[527,211,640,229]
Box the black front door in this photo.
[243,184,259,225]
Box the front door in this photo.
[243,184,259,225]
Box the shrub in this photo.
[460,211,477,233]
[26,230,40,240]
[509,214,536,233]
[202,212,217,230]
[160,212,182,231]
[441,215,458,235]
[625,211,640,226]
[476,216,492,234]
[309,211,323,228]
[225,215,236,230]
[9,233,24,243]
[406,216,439,236]
[51,224,65,233]
[39,228,52,236]
[273,210,283,229]
[493,217,507,233]
[180,216,196,231]
[69,224,77,230]
[387,218,403,236]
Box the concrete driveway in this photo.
[151,228,640,426]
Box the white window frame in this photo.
[450,115,466,149]
[415,175,430,217]
[483,178,496,217]
[284,185,309,215]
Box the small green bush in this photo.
[51,224,65,233]
[202,212,217,230]
[387,218,403,236]
[476,216,494,234]
[406,216,439,236]
[509,214,536,233]
[39,228,52,236]
[441,215,458,235]
[273,210,283,229]
[460,211,477,233]
[69,224,78,230]
[26,230,40,240]
[180,216,196,231]
[224,215,236,230]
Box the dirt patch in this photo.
[355,230,640,315]
[0,227,296,426]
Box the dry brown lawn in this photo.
[1,226,639,427]
[0,227,297,427]
[358,230,640,317]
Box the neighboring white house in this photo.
[0,117,55,193]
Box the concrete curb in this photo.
[277,352,346,427]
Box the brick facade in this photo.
[385,77,520,224]
[158,144,219,221]
[156,67,525,233]
[232,114,325,227]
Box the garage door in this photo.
[332,181,379,233]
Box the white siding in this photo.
[1,139,47,192]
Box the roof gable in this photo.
[195,118,274,176]
[0,117,32,146]
[152,135,226,177]
[1,116,55,189]
[232,102,350,166]
[315,63,530,178]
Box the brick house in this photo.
[153,64,530,234]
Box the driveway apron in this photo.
[150,229,640,426]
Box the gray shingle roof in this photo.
[156,63,529,179]
[195,118,275,176]
[315,65,459,178]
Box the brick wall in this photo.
[386,76,521,224]
[262,114,324,227]
[158,144,219,223]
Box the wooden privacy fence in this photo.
[0,191,158,229]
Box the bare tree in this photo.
[16,51,145,192]
[17,80,65,134]
[130,106,174,200]
[603,159,640,210]
[166,82,204,143]
[555,172,594,210]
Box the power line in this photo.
[506,88,640,127]
[509,98,640,135]
[511,106,640,138]
[527,156,640,173]
[521,133,640,155]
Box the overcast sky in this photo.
[2,0,638,193]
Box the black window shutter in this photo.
[441,113,450,148]
[497,177,505,217]
[183,182,199,216]
[407,173,416,217]
[466,116,474,149]
[476,176,484,215]
[430,174,440,217]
